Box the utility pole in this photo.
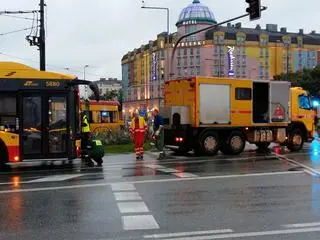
[39,0,46,71]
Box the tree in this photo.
[88,89,122,101]
[276,65,320,96]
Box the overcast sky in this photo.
[0,0,318,80]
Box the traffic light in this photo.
[246,0,261,21]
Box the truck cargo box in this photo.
[199,84,230,124]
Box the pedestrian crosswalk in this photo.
[28,174,85,183]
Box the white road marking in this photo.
[143,155,277,166]
[303,169,317,177]
[158,168,179,173]
[144,164,166,170]
[114,192,142,201]
[0,171,304,194]
[273,152,320,176]
[144,229,234,238]
[144,163,199,178]
[122,215,159,230]
[282,222,320,228]
[155,227,320,240]
[111,183,136,191]
[117,201,149,213]
[27,174,84,183]
[0,175,121,186]
[172,172,198,178]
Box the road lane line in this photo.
[144,164,199,178]
[0,171,304,194]
[282,222,320,228]
[273,152,320,176]
[303,169,317,177]
[27,174,84,182]
[114,192,142,201]
[122,215,159,230]
[117,201,149,213]
[111,183,136,191]
[144,229,234,238]
[154,227,320,240]
[172,172,198,178]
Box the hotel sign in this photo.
[152,52,157,81]
[227,46,235,77]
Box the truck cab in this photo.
[290,87,315,143]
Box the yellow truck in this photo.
[163,76,315,156]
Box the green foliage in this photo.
[94,129,131,145]
[89,89,120,101]
[276,65,320,96]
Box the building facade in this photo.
[121,0,320,118]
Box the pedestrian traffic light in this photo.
[246,0,261,21]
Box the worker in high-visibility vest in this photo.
[129,110,147,160]
[81,113,93,166]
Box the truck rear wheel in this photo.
[199,131,220,156]
[287,128,304,152]
[225,131,246,155]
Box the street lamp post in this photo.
[141,3,170,111]
[83,64,89,99]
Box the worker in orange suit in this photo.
[130,110,147,160]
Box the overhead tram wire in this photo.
[0,26,39,36]
[0,14,35,21]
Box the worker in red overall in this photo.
[130,111,147,160]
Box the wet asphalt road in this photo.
[1,142,320,239]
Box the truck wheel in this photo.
[255,143,271,153]
[226,131,246,155]
[199,131,220,156]
[287,128,304,152]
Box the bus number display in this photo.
[45,81,60,87]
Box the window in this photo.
[190,57,194,66]
[190,68,194,76]
[196,56,200,66]
[196,66,200,75]
[177,57,181,67]
[0,96,16,131]
[184,48,187,56]
[160,50,165,58]
[196,48,200,55]
[235,88,252,100]
[101,111,114,123]
[184,57,188,66]
[299,95,311,110]
[178,49,181,57]
[190,48,194,56]
[0,96,16,115]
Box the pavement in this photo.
[1,142,320,239]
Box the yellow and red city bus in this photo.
[80,100,124,132]
[0,62,99,169]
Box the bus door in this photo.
[21,93,69,160]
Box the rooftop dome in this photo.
[176,0,217,27]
